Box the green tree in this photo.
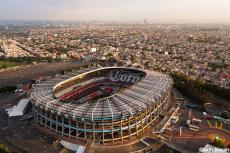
[171,72,230,105]
[0,86,17,93]
[165,148,173,153]
[221,111,230,119]
[212,137,224,148]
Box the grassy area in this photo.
[0,60,22,70]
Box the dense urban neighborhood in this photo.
[0,24,229,89]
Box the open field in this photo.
[0,60,22,70]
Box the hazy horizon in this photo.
[1,0,230,23]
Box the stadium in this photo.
[30,67,173,144]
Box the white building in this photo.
[91,48,97,53]
[8,99,30,117]
[60,140,85,153]
[60,54,67,59]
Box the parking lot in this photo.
[0,60,88,86]
[0,93,63,153]
[0,61,90,153]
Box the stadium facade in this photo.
[30,67,173,144]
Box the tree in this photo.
[171,72,230,105]
[0,86,17,93]
[212,137,224,148]
[165,148,173,153]
[0,64,7,69]
[144,60,150,69]
[0,142,10,153]
[221,111,230,119]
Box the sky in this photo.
[0,0,230,23]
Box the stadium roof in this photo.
[30,67,172,121]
